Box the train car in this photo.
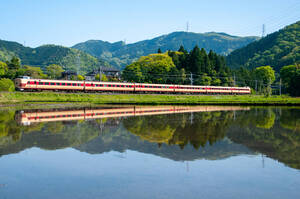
[15,78,84,91]
[135,83,175,93]
[14,77,251,95]
[84,81,135,92]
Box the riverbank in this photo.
[0,92,299,105]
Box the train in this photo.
[14,77,251,95]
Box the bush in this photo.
[0,78,15,92]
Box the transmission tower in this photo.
[262,24,266,37]
[186,21,189,32]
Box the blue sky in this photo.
[0,0,299,47]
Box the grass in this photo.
[0,92,299,105]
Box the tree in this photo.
[122,53,176,84]
[23,65,47,79]
[95,73,108,81]
[157,48,162,53]
[46,64,64,79]
[0,61,8,77]
[280,64,300,96]
[77,75,85,81]
[254,65,275,96]
[6,56,21,70]
[4,57,22,79]
[0,78,15,91]
[189,46,203,74]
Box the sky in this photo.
[0,0,299,47]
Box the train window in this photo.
[51,83,55,85]
[67,83,71,86]
[45,82,49,85]
[39,82,43,85]
[72,83,76,86]
[62,83,66,86]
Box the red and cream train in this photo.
[15,77,251,95]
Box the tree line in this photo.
[122,45,234,86]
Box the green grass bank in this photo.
[0,92,299,105]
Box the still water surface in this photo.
[0,105,299,199]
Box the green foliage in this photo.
[0,61,8,76]
[255,66,275,84]
[0,78,15,91]
[46,64,64,79]
[77,74,85,80]
[72,32,258,69]
[3,57,24,79]
[123,53,176,83]
[95,73,108,81]
[227,21,300,72]
[280,64,300,96]
[0,40,110,74]
[122,46,234,86]
[254,65,275,96]
[23,65,47,79]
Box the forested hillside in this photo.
[73,31,258,69]
[0,40,109,74]
[227,21,300,71]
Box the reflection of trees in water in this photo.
[0,107,300,169]
[0,112,109,154]
[228,108,300,169]
[123,111,234,149]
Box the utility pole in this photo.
[233,73,236,86]
[255,80,258,92]
[99,64,102,82]
[279,78,282,96]
[190,73,193,85]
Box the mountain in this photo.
[226,21,300,71]
[0,39,110,74]
[72,31,259,69]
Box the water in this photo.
[0,105,299,199]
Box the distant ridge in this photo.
[0,39,110,73]
[72,31,259,69]
[226,21,300,71]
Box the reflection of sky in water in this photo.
[0,148,299,199]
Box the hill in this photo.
[226,21,300,71]
[0,40,109,74]
[72,31,258,69]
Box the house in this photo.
[85,67,120,81]
[62,71,77,80]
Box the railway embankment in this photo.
[0,92,300,106]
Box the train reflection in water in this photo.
[16,106,250,125]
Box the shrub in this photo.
[0,78,15,92]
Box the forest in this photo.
[122,46,234,86]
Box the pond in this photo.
[0,105,299,199]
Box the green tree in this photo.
[280,64,300,96]
[255,65,275,96]
[77,74,85,80]
[23,65,47,79]
[6,56,21,70]
[46,64,64,79]
[122,53,176,84]
[95,73,108,81]
[0,78,15,91]
[0,61,8,76]
[157,48,162,53]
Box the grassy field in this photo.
[0,92,299,105]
